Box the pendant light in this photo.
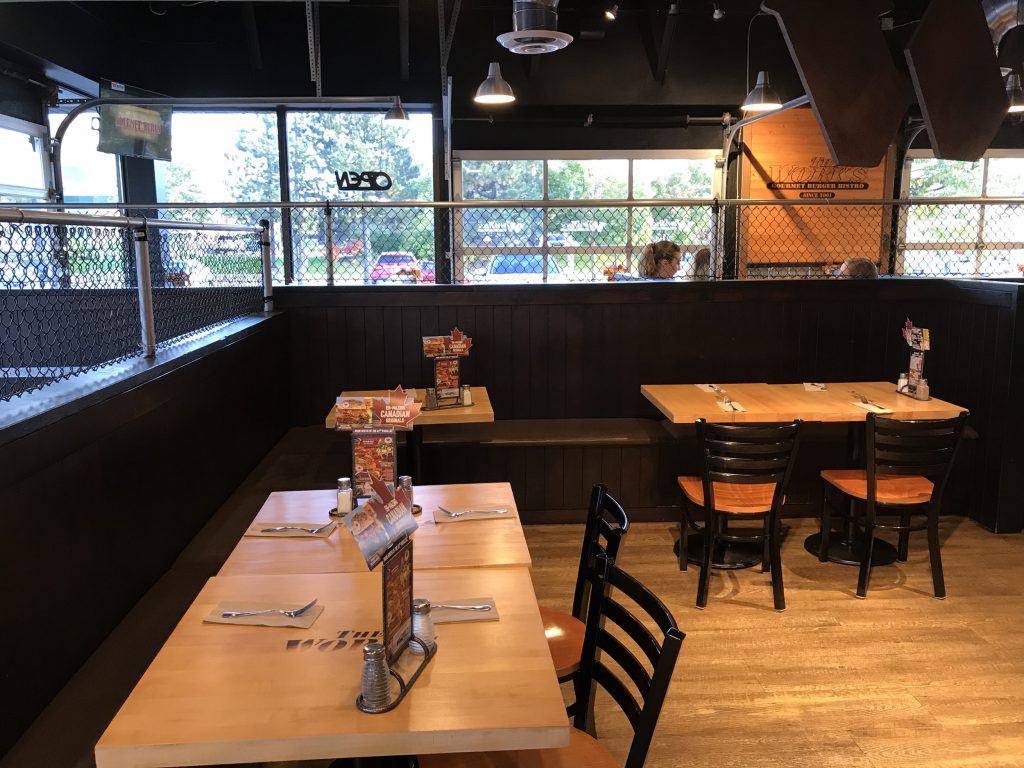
[1007,73,1024,114]
[384,96,409,121]
[605,4,619,21]
[741,70,783,113]
[474,62,515,105]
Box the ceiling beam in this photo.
[654,2,679,85]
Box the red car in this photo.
[370,252,433,283]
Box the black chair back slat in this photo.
[571,484,629,619]
[875,447,955,465]
[874,420,961,437]
[574,554,684,768]
[874,433,957,448]
[708,455,791,473]
[602,596,661,667]
[875,463,948,478]
[706,423,801,440]
[705,438,796,455]
[707,471,788,485]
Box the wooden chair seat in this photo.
[677,476,777,514]
[419,719,617,768]
[538,607,585,679]
[820,469,933,505]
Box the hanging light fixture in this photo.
[474,62,516,104]
[741,70,783,113]
[384,96,409,121]
[712,2,725,21]
[605,4,619,21]
[1007,73,1024,114]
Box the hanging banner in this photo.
[97,81,172,161]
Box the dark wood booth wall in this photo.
[0,316,289,758]
[277,280,1023,533]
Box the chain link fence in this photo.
[0,208,266,403]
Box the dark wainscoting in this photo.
[0,314,289,758]
[277,279,1022,533]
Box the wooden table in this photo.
[95,568,568,768]
[641,381,966,423]
[324,386,495,428]
[641,381,969,568]
[219,483,531,576]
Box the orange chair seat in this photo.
[419,727,617,768]
[677,476,777,514]
[821,469,933,504]
[539,607,585,679]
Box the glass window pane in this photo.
[461,160,543,200]
[909,158,982,197]
[155,112,279,203]
[49,111,120,203]
[905,204,981,244]
[287,112,433,202]
[632,159,714,199]
[0,126,46,193]
[547,159,627,200]
[984,158,1024,197]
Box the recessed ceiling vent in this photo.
[497,0,573,55]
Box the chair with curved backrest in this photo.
[820,411,969,599]
[418,553,684,768]
[678,419,802,611]
[540,484,629,687]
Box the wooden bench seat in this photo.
[422,418,674,448]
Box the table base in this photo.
[803,532,899,566]
[674,533,763,570]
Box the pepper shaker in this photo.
[331,477,353,518]
[425,387,438,410]
[359,641,393,711]
[915,378,930,401]
[398,475,420,515]
[410,598,437,655]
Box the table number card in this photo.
[382,537,413,664]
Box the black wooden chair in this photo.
[820,411,969,599]
[678,419,802,611]
[539,483,629,688]
[418,553,684,768]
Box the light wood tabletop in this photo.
[325,386,494,428]
[642,381,968,423]
[95,567,568,768]
[218,482,531,576]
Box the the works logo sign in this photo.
[286,629,381,652]
[766,156,871,198]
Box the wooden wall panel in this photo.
[739,107,894,273]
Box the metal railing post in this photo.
[324,203,334,286]
[260,219,274,312]
[133,226,157,358]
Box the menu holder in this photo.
[902,318,931,397]
[423,328,473,410]
[382,538,413,664]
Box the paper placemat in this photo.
[429,597,499,624]
[695,384,726,394]
[716,400,746,413]
[203,600,324,628]
[432,506,512,523]
[803,382,828,391]
[851,401,893,414]
[243,521,337,538]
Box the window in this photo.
[0,116,49,203]
[905,154,1024,277]
[48,110,120,204]
[455,154,717,283]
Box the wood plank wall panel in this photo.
[276,280,1022,531]
[0,316,290,758]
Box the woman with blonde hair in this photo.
[638,240,682,279]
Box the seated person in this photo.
[837,257,879,279]
[638,240,682,279]
[689,247,711,280]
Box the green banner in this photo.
[97,83,172,161]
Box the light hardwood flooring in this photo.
[526,517,1024,768]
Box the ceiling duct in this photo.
[497,0,573,55]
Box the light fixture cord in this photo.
[745,12,767,93]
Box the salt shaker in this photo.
[896,372,909,394]
[359,642,392,711]
[331,477,353,518]
[425,387,438,410]
[915,378,930,401]
[398,475,420,515]
[460,385,473,406]
[410,598,437,655]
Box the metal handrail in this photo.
[0,207,261,232]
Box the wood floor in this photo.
[525,517,1024,768]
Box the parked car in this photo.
[418,260,436,283]
[370,252,422,283]
[543,233,579,247]
[482,253,569,284]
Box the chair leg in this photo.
[897,509,911,562]
[856,525,875,599]
[679,496,689,572]
[819,482,832,563]
[769,512,785,611]
[927,508,946,599]
[761,513,771,573]
[696,509,714,609]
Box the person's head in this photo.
[691,247,711,279]
[838,257,879,279]
[639,241,682,278]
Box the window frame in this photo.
[0,114,51,202]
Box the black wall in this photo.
[276,279,1024,533]
[0,315,289,758]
